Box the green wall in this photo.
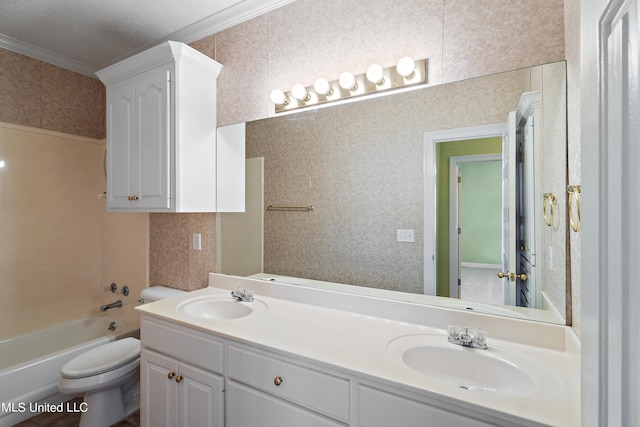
[435,137,502,297]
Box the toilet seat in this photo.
[61,337,140,379]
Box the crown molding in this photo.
[0,33,98,78]
[0,0,294,79]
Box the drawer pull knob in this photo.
[128,195,139,201]
[274,376,283,386]
[168,372,175,379]
[175,375,183,383]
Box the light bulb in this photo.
[270,89,289,105]
[339,72,358,91]
[291,83,310,101]
[366,64,385,85]
[396,57,416,78]
[314,78,333,96]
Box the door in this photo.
[178,362,224,427]
[515,108,538,308]
[217,157,264,276]
[501,111,517,305]
[141,349,179,427]
[135,68,171,209]
[106,84,135,209]
[581,0,640,425]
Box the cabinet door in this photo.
[105,84,135,209]
[178,362,224,427]
[134,69,171,209]
[358,385,493,427]
[141,349,179,427]
[227,380,345,427]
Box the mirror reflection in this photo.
[217,61,568,324]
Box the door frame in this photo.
[423,123,505,296]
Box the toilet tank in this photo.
[139,286,186,303]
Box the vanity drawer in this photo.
[227,345,350,422]
[141,316,224,374]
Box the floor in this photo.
[459,265,504,305]
[13,397,140,427]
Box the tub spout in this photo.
[100,300,122,312]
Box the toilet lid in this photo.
[61,337,140,379]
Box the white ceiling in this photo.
[0,0,294,78]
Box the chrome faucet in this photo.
[231,288,254,302]
[100,300,122,312]
[447,324,487,349]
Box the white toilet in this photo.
[58,286,186,427]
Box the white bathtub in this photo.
[0,316,138,427]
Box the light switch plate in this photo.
[397,229,415,243]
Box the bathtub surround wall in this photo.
[0,121,149,338]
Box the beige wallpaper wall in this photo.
[0,49,105,139]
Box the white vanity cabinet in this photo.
[96,41,244,212]
[140,317,225,427]
[226,344,350,427]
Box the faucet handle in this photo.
[473,329,487,347]
[447,324,461,340]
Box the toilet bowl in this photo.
[58,286,186,427]
[59,337,141,427]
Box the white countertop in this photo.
[136,274,580,426]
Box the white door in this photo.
[217,157,264,276]
[141,349,179,427]
[500,112,517,305]
[135,69,171,209]
[516,105,539,308]
[178,362,224,427]
[581,0,639,425]
[106,84,135,209]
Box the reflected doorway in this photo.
[449,155,503,304]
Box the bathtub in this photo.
[0,316,138,427]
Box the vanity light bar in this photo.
[272,58,427,113]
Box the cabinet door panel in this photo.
[135,69,171,209]
[227,381,345,427]
[358,385,493,427]
[141,349,179,427]
[106,84,135,208]
[179,362,224,427]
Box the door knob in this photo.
[497,272,528,281]
[497,271,514,280]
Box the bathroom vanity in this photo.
[135,274,580,427]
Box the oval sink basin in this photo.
[176,295,267,320]
[387,334,563,398]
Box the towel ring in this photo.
[568,185,581,232]
[543,193,557,226]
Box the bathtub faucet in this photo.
[100,300,122,312]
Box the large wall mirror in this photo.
[218,61,568,325]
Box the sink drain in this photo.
[459,385,470,390]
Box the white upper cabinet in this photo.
[97,41,245,212]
